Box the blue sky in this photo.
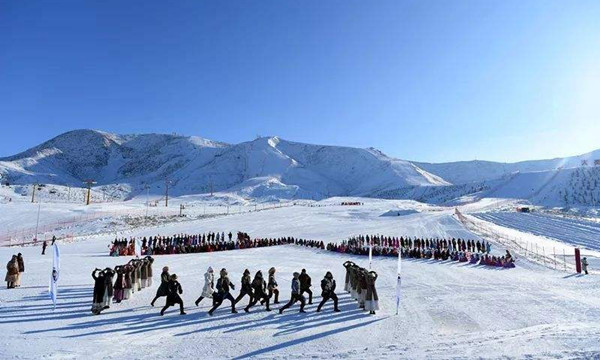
[1,1,599,162]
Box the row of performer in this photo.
[91,262,379,316]
[330,235,492,254]
[109,233,306,256]
[91,256,155,314]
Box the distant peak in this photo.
[268,136,280,148]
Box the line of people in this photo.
[109,232,297,256]
[91,256,154,315]
[151,266,343,316]
[343,261,379,314]
[325,235,515,268]
[328,235,491,256]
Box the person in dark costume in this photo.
[299,268,313,304]
[234,269,253,306]
[145,256,154,287]
[42,241,47,255]
[15,253,24,287]
[316,271,340,312]
[5,255,18,289]
[244,270,270,312]
[364,271,379,315]
[343,261,354,293]
[102,267,115,309]
[151,266,170,306]
[208,268,237,315]
[123,264,133,300]
[160,274,186,315]
[113,265,125,303]
[91,268,106,315]
[267,267,279,304]
[278,272,306,314]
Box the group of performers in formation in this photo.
[91,260,380,316]
[325,235,516,268]
[88,231,521,315]
[151,265,350,316]
[343,261,379,314]
[5,253,25,289]
[109,232,300,256]
[91,256,154,314]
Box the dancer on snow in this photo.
[140,258,149,289]
[15,253,24,287]
[195,266,215,306]
[267,267,279,304]
[316,271,340,312]
[145,256,154,287]
[133,259,142,291]
[364,271,379,315]
[299,269,313,304]
[123,264,133,300]
[208,268,237,315]
[5,255,19,289]
[102,267,115,310]
[357,269,368,309]
[343,261,354,293]
[151,266,170,306]
[113,265,125,303]
[160,274,186,315]
[279,272,306,314]
[245,270,270,312]
[234,269,253,306]
[91,268,107,315]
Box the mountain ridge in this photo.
[1,129,599,206]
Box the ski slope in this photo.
[473,212,600,252]
[1,199,599,359]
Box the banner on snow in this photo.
[395,250,402,315]
[49,243,60,308]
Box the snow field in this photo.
[0,200,599,359]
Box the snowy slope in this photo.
[0,130,447,200]
[1,201,599,360]
[415,148,600,184]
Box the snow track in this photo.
[473,212,600,251]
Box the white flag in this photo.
[135,237,142,258]
[49,243,60,308]
[395,249,402,315]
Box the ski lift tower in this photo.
[83,179,97,205]
[31,183,38,203]
[165,178,172,207]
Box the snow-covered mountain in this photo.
[0,130,448,200]
[411,152,600,207]
[1,129,598,206]
[414,148,600,184]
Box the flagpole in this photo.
[395,246,402,315]
[368,239,373,270]
[50,243,60,310]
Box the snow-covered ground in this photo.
[473,212,600,252]
[1,197,599,359]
